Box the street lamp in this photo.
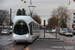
[28,0,36,17]
[21,0,35,17]
[28,6,36,17]
[68,0,71,5]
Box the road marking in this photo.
[2,39,12,41]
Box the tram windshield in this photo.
[13,21,29,35]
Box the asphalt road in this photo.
[0,34,13,50]
[0,31,75,50]
[0,34,28,50]
[24,38,74,50]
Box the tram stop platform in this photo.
[38,33,62,41]
[39,33,56,38]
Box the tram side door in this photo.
[29,23,33,35]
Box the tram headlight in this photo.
[26,34,29,37]
[13,35,16,37]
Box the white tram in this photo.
[12,16,40,43]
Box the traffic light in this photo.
[21,0,23,1]
[72,24,75,28]
[54,16,56,18]
[55,26,58,28]
[74,0,75,2]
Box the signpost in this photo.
[54,15,58,38]
[44,20,45,38]
[55,26,58,38]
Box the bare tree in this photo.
[51,5,69,27]
[0,10,9,25]
[47,17,58,29]
[32,14,41,24]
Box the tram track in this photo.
[4,43,29,50]
[3,36,39,50]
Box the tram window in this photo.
[74,29,75,30]
[74,13,75,15]
[74,21,75,23]
[14,21,29,35]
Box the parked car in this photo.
[59,28,67,35]
[46,30,52,33]
[46,30,50,33]
[1,29,9,35]
[59,30,64,35]
[52,29,56,33]
[65,31,73,37]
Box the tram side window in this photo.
[34,24,40,33]
[33,22,35,33]
[34,23,37,33]
[33,23,38,33]
[36,25,40,32]
[29,23,33,35]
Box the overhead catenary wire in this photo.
[32,2,68,3]
[26,1,69,3]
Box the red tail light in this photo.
[66,32,68,34]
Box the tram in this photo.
[12,16,40,43]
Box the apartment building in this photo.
[67,10,75,30]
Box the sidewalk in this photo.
[39,33,56,38]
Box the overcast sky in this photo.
[0,0,75,25]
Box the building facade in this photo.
[67,10,75,30]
